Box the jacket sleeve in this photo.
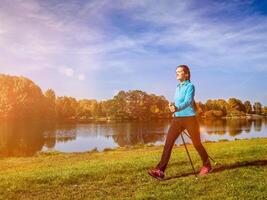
[176,84,195,111]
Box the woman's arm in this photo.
[176,84,195,111]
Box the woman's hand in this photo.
[169,103,176,113]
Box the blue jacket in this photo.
[174,80,196,117]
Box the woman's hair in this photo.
[176,65,191,81]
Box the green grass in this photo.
[0,138,267,200]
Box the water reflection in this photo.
[202,119,227,135]
[201,118,258,136]
[43,124,77,145]
[111,121,169,147]
[0,118,266,157]
[0,122,76,157]
[0,122,45,157]
[254,118,262,132]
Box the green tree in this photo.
[125,90,149,119]
[106,90,169,120]
[113,91,129,119]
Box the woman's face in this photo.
[176,67,187,82]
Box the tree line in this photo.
[0,74,266,121]
[196,98,267,118]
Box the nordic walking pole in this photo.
[182,130,218,166]
[181,133,198,180]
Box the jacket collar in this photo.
[177,80,190,87]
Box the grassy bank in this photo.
[0,138,267,200]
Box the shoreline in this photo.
[1,137,266,159]
[1,114,266,124]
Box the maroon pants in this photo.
[157,116,210,172]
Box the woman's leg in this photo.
[185,117,210,166]
[156,118,183,172]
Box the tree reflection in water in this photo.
[201,118,227,135]
[201,118,263,136]
[43,124,77,145]
[227,119,251,136]
[0,121,46,157]
[0,118,266,157]
[254,118,262,132]
[111,120,169,147]
[0,122,77,157]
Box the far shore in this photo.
[0,114,266,124]
[65,114,267,123]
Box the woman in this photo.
[148,65,211,180]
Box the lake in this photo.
[0,118,266,157]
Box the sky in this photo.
[0,0,267,105]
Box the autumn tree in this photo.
[76,99,96,119]
[0,74,45,120]
[195,101,205,116]
[56,96,77,120]
[227,98,245,112]
[204,99,227,117]
[92,101,105,118]
[262,106,267,116]
[44,89,56,120]
[253,102,262,115]
[102,99,117,119]
[148,94,169,119]
[244,100,252,114]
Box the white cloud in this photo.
[0,0,104,74]
[78,74,85,81]
[1,0,267,102]
[122,0,267,71]
[59,67,74,77]
[1,0,267,75]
